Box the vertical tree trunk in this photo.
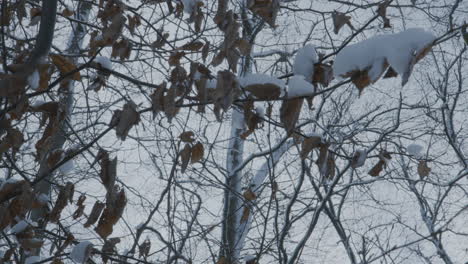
[30,0,92,253]
[222,108,246,263]
[221,6,258,262]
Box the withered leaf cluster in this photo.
[332,11,355,34]
[110,101,141,141]
[368,151,392,177]
[89,149,127,239]
[246,0,280,28]
[240,100,263,139]
[178,132,205,173]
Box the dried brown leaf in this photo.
[73,194,86,219]
[247,0,280,28]
[49,182,74,222]
[102,237,121,263]
[84,201,105,228]
[114,101,140,141]
[62,8,74,17]
[280,98,303,134]
[95,189,127,239]
[236,38,252,56]
[240,206,250,223]
[139,239,151,258]
[300,135,322,159]
[50,54,81,81]
[102,13,126,45]
[191,142,204,164]
[244,83,281,100]
[332,11,354,34]
[180,144,192,173]
[201,41,210,62]
[177,41,204,51]
[368,160,385,177]
[383,66,398,78]
[180,131,195,143]
[169,51,185,66]
[417,160,431,178]
[150,82,166,117]
[312,63,334,87]
[243,189,256,201]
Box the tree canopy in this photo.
[0,0,467,263]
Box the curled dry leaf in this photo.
[128,14,141,35]
[312,63,334,87]
[191,142,204,163]
[102,13,126,46]
[50,54,81,81]
[150,82,166,117]
[247,0,280,28]
[211,50,225,67]
[164,85,178,122]
[114,101,140,141]
[152,29,169,50]
[38,64,51,91]
[377,0,391,28]
[417,160,431,178]
[102,237,121,263]
[139,239,151,258]
[95,188,127,239]
[280,98,303,134]
[383,66,398,78]
[300,135,322,159]
[213,70,239,121]
[169,51,185,66]
[368,151,392,177]
[73,194,86,219]
[244,83,281,100]
[180,131,195,143]
[243,189,256,201]
[240,206,250,223]
[99,150,117,193]
[49,182,74,222]
[111,38,132,61]
[177,40,204,51]
[0,180,27,204]
[332,11,354,34]
[368,160,385,177]
[462,24,468,45]
[0,128,24,155]
[236,38,252,56]
[201,41,210,62]
[180,144,192,173]
[84,201,105,228]
[241,100,263,139]
[47,149,64,168]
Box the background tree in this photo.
[0,0,467,263]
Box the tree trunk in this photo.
[30,0,92,255]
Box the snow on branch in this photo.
[333,28,435,92]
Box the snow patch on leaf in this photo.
[95,56,113,70]
[70,241,94,263]
[287,75,314,98]
[239,73,286,90]
[334,28,435,87]
[293,44,317,82]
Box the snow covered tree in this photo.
[0,0,467,263]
